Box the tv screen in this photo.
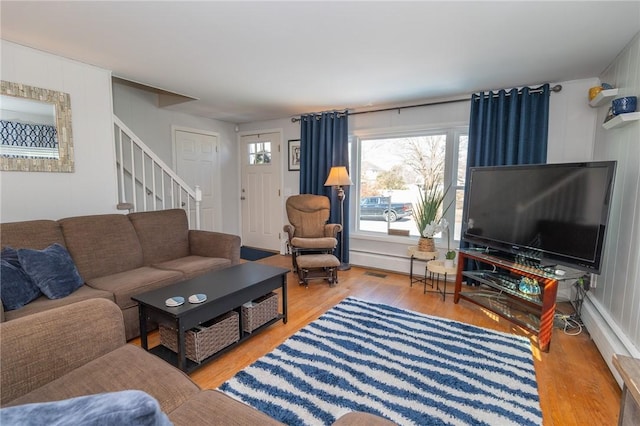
[462,161,616,273]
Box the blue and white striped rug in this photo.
[219,297,542,425]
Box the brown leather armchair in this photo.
[283,194,341,272]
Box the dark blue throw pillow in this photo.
[17,243,84,300]
[0,247,42,311]
[1,246,20,266]
[0,390,173,426]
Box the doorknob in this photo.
[241,196,246,200]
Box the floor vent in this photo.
[365,271,387,279]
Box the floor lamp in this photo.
[324,166,353,271]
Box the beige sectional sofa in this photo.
[0,208,240,340]
[0,298,394,425]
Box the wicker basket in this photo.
[418,237,436,252]
[159,311,239,363]
[242,292,279,333]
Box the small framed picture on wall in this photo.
[288,139,301,171]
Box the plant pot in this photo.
[444,259,454,269]
[418,237,435,252]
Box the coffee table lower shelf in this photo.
[149,315,284,373]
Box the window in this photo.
[355,128,468,245]
[248,141,271,165]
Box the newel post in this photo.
[195,185,202,230]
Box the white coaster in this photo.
[165,296,185,307]
[188,293,207,304]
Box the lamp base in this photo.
[337,263,351,271]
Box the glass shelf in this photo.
[458,288,541,332]
[462,270,543,306]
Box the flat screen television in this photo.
[462,161,617,274]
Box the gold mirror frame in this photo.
[1,81,74,172]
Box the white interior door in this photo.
[241,132,281,251]
[174,129,220,231]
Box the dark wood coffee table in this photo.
[132,262,288,372]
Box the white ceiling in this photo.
[2,1,639,123]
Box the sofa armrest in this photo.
[0,299,126,406]
[189,230,241,265]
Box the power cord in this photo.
[554,313,583,336]
[553,274,589,336]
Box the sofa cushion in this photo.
[1,299,126,405]
[2,285,115,322]
[5,345,200,415]
[331,412,398,426]
[153,255,231,280]
[128,209,190,265]
[168,390,284,426]
[17,244,84,299]
[0,390,172,426]
[86,267,183,309]
[58,214,144,281]
[1,247,42,311]
[0,220,66,251]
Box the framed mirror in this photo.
[1,81,74,172]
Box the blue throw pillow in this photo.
[1,246,21,266]
[0,390,173,426]
[17,243,84,300]
[0,247,42,311]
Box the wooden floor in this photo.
[134,254,621,425]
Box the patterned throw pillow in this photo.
[0,247,42,311]
[17,243,84,299]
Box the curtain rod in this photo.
[291,84,562,123]
[473,84,562,100]
[291,98,467,123]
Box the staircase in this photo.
[113,115,201,229]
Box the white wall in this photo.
[0,40,118,222]
[112,81,241,234]
[547,78,601,163]
[582,32,640,384]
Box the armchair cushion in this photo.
[290,237,337,250]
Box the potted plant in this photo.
[413,181,452,253]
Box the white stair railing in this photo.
[113,115,201,229]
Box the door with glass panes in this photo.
[240,132,281,251]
